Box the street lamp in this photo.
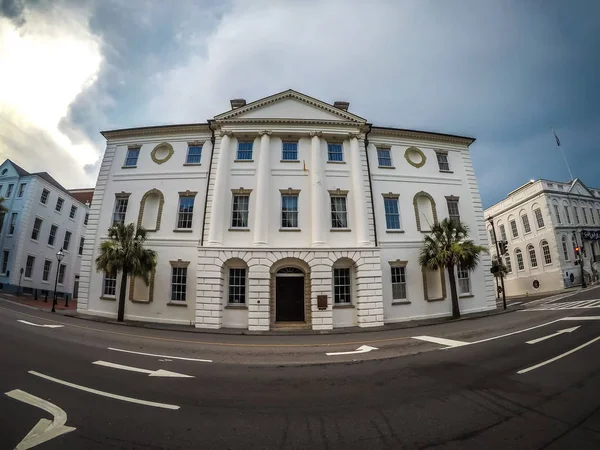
[52,248,64,313]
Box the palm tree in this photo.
[95,223,157,322]
[419,218,487,319]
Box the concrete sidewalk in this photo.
[0,292,77,311]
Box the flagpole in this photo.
[553,128,574,181]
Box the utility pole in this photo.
[487,216,506,310]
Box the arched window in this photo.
[541,240,552,265]
[413,192,438,232]
[520,210,531,234]
[552,200,562,224]
[498,222,507,241]
[515,248,524,271]
[561,235,570,261]
[527,244,538,268]
[137,189,165,231]
[504,255,512,273]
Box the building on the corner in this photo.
[0,160,92,299]
[484,178,600,297]
[77,90,495,330]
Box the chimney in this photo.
[333,101,349,111]
[230,98,246,109]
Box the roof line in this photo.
[370,125,475,144]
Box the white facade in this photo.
[0,160,90,299]
[78,90,495,330]
[484,178,600,296]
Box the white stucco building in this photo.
[0,160,91,299]
[78,90,495,330]
[484,178,600,296]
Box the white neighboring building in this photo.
[78,90,495,330]
[484,178,600,296]
[0,160,91,299]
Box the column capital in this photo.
[309,131,323,138]
[348,132,364,140]
[218,130,233,137]
[259,130,272,136]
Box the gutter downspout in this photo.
[200,120,216,247]
[363,123,378,246]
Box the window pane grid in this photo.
[534,208,544,228]
[25,256,35,278]
[447,200,460,224]
[457,265,470,294]
[384,198,400,229]
[554,205,562,224]
[237,142,253,160]
[228,268,246,304]
[436,153,450,171]
[70,205,77,219]
[516,250,524,271]
[542,241,552,264]
[377,149,392,167]
[171,267,187,301]
[40,189,49,204]
[63,231,71,251]
[125,148,139,166]
[9,213,17,234]
[32,218,42,240]
[333,268,351,303]
[562,237,570,261]
[282,142,298,160]
[331,196,348,228]
[2,251,9,273]
[43,260,52,281]
[232,195,249,228]
[327,144,343,162]
[521,214,531,233]
[186,145,202,164]
[103,272,117,296]
[281,195,298,228]
[499,224,507,241]
[391,266,407,300]
[177,197,195,229]
[510,220,519,238]
[528,245,538,268]
[113,198,128,226]
[48,225,57,246]
[505,256,512,273]
[564,206,571,223]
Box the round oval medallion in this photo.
[404,146,426,168]
[151,142,174,165]
[532,280,540,289]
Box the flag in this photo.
[552,128,561,146]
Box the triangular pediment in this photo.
[0,159,29,179]
[214,89,366,123]
[569,179,594,197]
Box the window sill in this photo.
[426,297,445,302]
[41,280,50,284]
[392,300,411,305]
[39,202,47,207]
[167,301,187,307]
[378,165,395,169]
[55,211,62,215]
[183,163,201,166]
[439,170,454,174]
[333,303,354,309]
[30,239,40,244]
[100,296,116,301]
[225,304,248,310]
[121,165,137,169]
[280,160,300,163]
[130,299,150,304]
[234,159,254,163]
[459,294,474,299]
[47,244,55,249]
[327,161,346,164]
[330,228,351,232]
[386,229,405,233]
[173,228,193,233]
[279,228,301,232]
[229,228,250,232]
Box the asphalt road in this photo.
[1,286,600,449]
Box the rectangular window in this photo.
[231,195,249,228]
[1,250,9,274]
[457,264,470,295]
[84,213,89,226]
[327,143,343,162]
[31,217,43,240]
[281,194,299,228]
[534,208,544,228]
[383,197,400,230]
[8,213,17,235]
[436,152,450,171]
[69,205,77,219]
[63,231,72,251]
[55,197,64,212]
[177,196,195,229]
[499,224,507,241]
[103,272,117,297]
[330,195,348,228]
[25,255,35,278]
[391,266,407,300]
[377,148,392,167]
[186,145,202,164]
[447,199,460,224]
[17,183,26,197]
[48,225,58,246]
[529,246,538,268]
[79,237,85,255]
[112,197,129,226]
[43,260,52,281]
[505,255,512,273]
[6,184,14,198]
[333,267,351,304]
[124,148,140,167]
[563,206,571,224]
[58,264,66,284]
[516,251,525,271]
[510,220,519,238]
[171,267,187,302]
[573,207,580,224]
[554,205,562,224]
[236,141,253,160]
[282,142,298,161]
[542,244,552,265]
[228,268,246,304]
[521,214,531,233]
[40,188,50,204]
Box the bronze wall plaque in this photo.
[317,295,327,310]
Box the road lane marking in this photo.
[411,336,470,348]
[525,326,580,344]
[108,347,212,362]
[518,335,600,374]
[470,319,563,344]
[18,320,64,328]
[28,371,180,410]
[6,389,75,449]
[93,360,194,378]
[560,316,600,321]
[326,345,378,356]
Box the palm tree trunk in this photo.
[117,269,128,322]
[446,264,461,319]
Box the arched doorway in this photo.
[275,267,305,322]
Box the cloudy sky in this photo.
[1,0,598,207]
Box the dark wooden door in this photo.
[276,276,305,322]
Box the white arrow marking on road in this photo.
[326,345,378,356]
[412,336,470,348]
[108,347,212,362]
[17,320,64,328]
[5,389,75,449]
[93,360,194,378]
[518,335,600,374]
[526,326,580,344]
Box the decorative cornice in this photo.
[101,124,210,140]
[328,188,349,196]
[309,131,323,138]
[389,259,408,267]
[150,142,174,165]
[179,190,198,197]
[445,195,460,201]
[405,146,426,168]
[231,188,252,195]
[115,191,131,199]
[169,259,190,268]
[371,127,474,146]
[187,140,204,146]
[382,192,400,199]
[280,188,301,195]
[128,144,142,149]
